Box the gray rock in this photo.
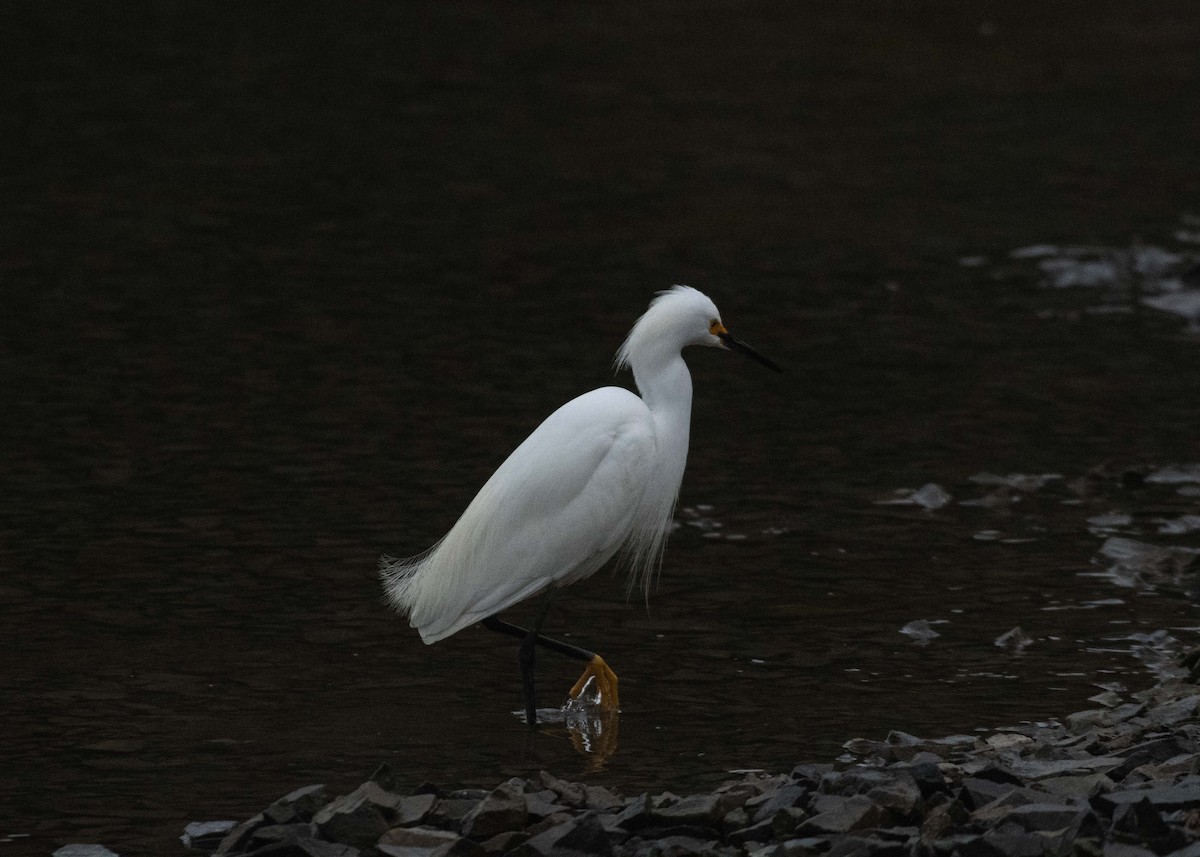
[960,776,1020,811]
[427,798,482,828]
[843,737,892,758]
[820,768,895,797]
[997,801,1089,833]
[749,785,810,826]
[377,845,436,857]
[395,793,438,827]
[1037,773,1114,800]
[264,784,329,825]
[1006,756,1123,781]
[1147,693,1200,726]
[970,791,1038,825]
[517,813,618,857]
[614,793,650,829]
[459,779,527,839]
[480,830,526,853]
[922,833,997,857]
[772,838,831,857]
[1109,797,1174,845]
[789,764,833,787]
[726,818,780,845]
[53,848,121,857]
[907,760,949,797]
[964,763,1025,787]
[978,830,1050,857]
[919,799,969,840]
[312,783,400,849]
[538,772,588,809]
[241,835,361,857]
[647,792,726,827]
[1101,845,1158,857]
[865,777,922,819]
[824,835,908,857]
[378,827,461,853]
[181,820,238,850]
[524,790,568,821]
[379,827,460,846]
[798,794,885,834]
[583,786,624,813]
[1098,784,1200,812]
[628,833,724,857]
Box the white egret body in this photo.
[380,285,779,719]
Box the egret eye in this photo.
[709,319,723,335]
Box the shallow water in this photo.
[4,4,1200,854]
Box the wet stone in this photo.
[378,827,464,857]
[907,761,949,798]
[1110,797,1176,846]
[865,777,922,819]
[961,776,1022,810]
[524,790,568,821]
[459,779,527,839]
[789,764,833,787]
[799,794,885,835]
[428,798,482,829]
[1098,783,1200,812]
[312,782,400,849]
[395,793,438,827]
[264,784,328,825]
[1037,772,1114,800]
[584,786,624,813]
[824,835,908,857]
[979,830,1053,857]
[749,784,810,825]
[648,792,726,827]
[517,813,619,857]
[539,771,589,808]
[997,801,1090,833]
[181,820,238,851]
[920,799,970,840]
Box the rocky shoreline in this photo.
[141,654,1200,857]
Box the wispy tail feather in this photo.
[379,553,421,613]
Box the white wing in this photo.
[383,386,657,643]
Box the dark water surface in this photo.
[4,3,1200,854]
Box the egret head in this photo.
[616,285,781,374]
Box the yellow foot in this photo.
[568,654,619,711]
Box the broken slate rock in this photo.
[1098,784,1200,813]
[394,793,438,827]
[312,782,400,849]
[264,784,329,825]
[799,794,885,835]
[516,812,619,857]
[459,779,527,839]
[750,785,810,826]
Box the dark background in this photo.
[2,3,1199,854]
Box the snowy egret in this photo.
[380,285,780,725]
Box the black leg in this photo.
[483,592,560,727]
[518,629,537,726]
[481,595,620,716]
[482,616,597,662]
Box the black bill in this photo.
[718,332,783,373]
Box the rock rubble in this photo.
[174,671,1200,857]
